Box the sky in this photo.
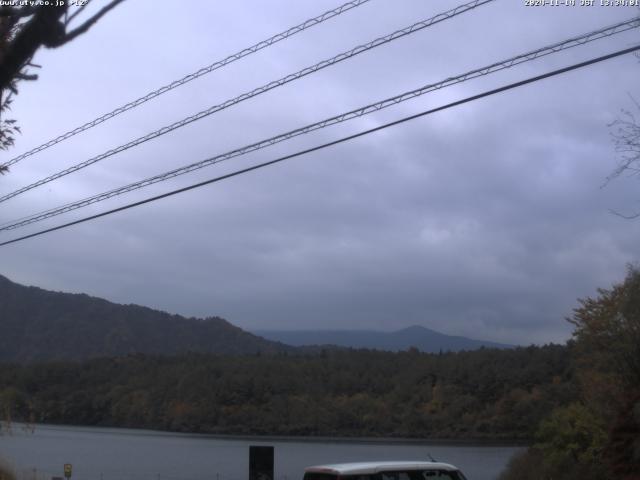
[1,0,639,345]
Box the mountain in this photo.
[0,274,290,362]
[254,325,514,352]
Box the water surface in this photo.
[0,424,521,480]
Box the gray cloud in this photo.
[1,0,639,345]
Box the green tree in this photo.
[501,268,640,479]
[569,266,640,412]
[568,267,640,477]
[535,403,607,471]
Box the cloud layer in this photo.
[1,0,639,344]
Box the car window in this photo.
[380,471,411,480]
[304,474,339,480]
[420,472,459,480]
[343,475,377,480]
[380,470,463,480]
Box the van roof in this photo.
[304,461,458,475]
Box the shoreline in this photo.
[4,421,529,447]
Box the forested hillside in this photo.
[0,275,289,361]
[0,345,574,440]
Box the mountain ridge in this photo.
[0,274,290,362]
[254,325,514,352]
[0,274,512,362]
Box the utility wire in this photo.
[1,15,637,232]
[0,0,495,204]
[1,44,638,248]
[0,0,372,170]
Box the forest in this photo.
[0,344,572,440]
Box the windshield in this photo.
[380,470,466,480]
[304,474,339,480]
[305,471,466,480]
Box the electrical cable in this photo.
[0,0,495,203]
[1,44,637,248]
[1,15,637,232]
[0,0,373,169]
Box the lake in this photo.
[0,424,522,480]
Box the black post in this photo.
[249,446,274,480]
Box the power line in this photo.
[0,0,496,204]
[1,15,637,232]
[1,44,638,248]
[0,0,373,170]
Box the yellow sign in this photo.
[64,464,72,478]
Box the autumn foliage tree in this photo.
[501,267,640,480]
[0,458,15,480]
[570,266,640,405]
[569,266,640,478]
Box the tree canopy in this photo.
[0,344,573,440]
[501,267,640,480]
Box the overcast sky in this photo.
[1,0,639,345]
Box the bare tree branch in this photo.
[609,208,640,220]
[14,72,38,81]
[0,0,125,157]
[605,95,640,186]
[65,0,92,27]
[58,0,124,45]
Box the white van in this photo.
[303,462,468,480]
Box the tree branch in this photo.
[57,0,124,45]
[65,0,92,26]
[0,5,67,92]
[609,208,640,220]
[0,6,39,18]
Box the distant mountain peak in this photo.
[397,325,437,334]
[254,326,514,352]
